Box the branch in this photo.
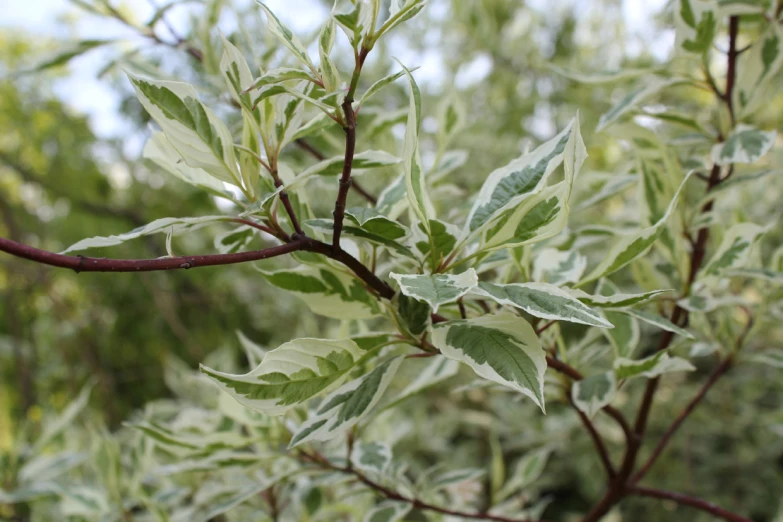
[296,139,377,205]
[332,47,370,248]
[628,486,753,522]
[631,357,732,484]
[570,396,616,480]
[299,451,547,522]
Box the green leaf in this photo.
[734,23,783,115]
[346,208,409,240]
[376,174,407,218]
[246,67,319,92]
[200,338,367,414]
[219,35,257,111]
[362,501,412,522]
[724,268,783,285]
[128,421,252,456]
[127,72,243,188]
[257,2,317,74]
[548,64,652,84]
[390,269,478,312]
[711,125,777,165]
[30,39,113,72]
[289,357,404,447]
[702,223,768,277]
[594,280,640,358]
[614,352,695,380]
[290,150,401,188]
[360,68,410,106]
[374,0,426,41]
[401,65,435,231]
[431,314,547,411]
[597,78,681,131]
[466,119,575,233]
[395,293,431,337]
[319,18,340,92]
[62,216,236,254]
[496,448,552,502]
[414,219,459,269]
[261,265,381,319]
[532,248,587,286]
[572,372,616,418]
[580,172,692,284]
[570,288,671,308]
[31,383,93,456]
[675,0,717,54]
[623,309,695,339]
[305,218,416,259]
[473,281,612,328]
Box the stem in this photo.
[628,486,753,522]
[299,451,547,522]
[295,139,377,204]
[569,395,617,480]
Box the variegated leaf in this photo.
[614,352,695,380]
[431,314,547,411]
[200,338,367,414]
[572,371,616,418]
[702,222,767,277]
[257,3,318,74]
[401,65,435,230]
[472,281,612,328]
[674,0,718,54]
[289,357,404,447]
[711,125,777,165]
[733,22,783,115]
[390,269,478,312]
[127,73,242,188]
[597,77,681,131]
[532,248,587,286]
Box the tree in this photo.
[1,1,782,521]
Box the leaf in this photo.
[304,219,416,260]
[319,18,340,92]
[290,150,401,187]
[429,468,486,491]
[570,288,671,308]
[219,35,256,110]
[390,269,478,312]
[257,2,317,74]
[352,441,392,474]
[202,481,271,520]
[593,280,640,358]
[346,208,409,240]
[30,39,113,72]
[246,67,318,92]
[745,350,783,369]
[334,0,374,47]
[675,0,718,54]
[724,268,783,285]
[375,0,426,41]
[496,448,552,502]
[289,357,404,447]
[574,173,637,212]
[200,338,367,415]
[623,309,695,339]
[548,64,652,83]
[480,181,570,251]
[261,265,381,319]
[62,216,234,253]
[734,23,783,115]
[572,372,616,418]
[389,356,460,406]
[400,65,435,230]
[251,83,336,118]
[129,421,252,456]
[414,219,459,269]
[711,125,777,165]
[472,281,612,328]
[375,174,407,219]
[395,293,431,337]
[466,119,575,234]
[580,172,692,284]
[597,77,681,131]
[360,68,410,105]
[702,223,767,277]
[143,132,228,195]
[532,248,587,286]
[614,352,696,380]
[431,314,547,411]
[362,501,412,522]
[127,72,242,188]
[31,383,93,455]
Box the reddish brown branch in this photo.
[570,396,617,480]
[332,98,358,248]
[628,486,752,522]
[631,357,733,484]
[296,139,377,204]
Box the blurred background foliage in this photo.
[1,0,782,520]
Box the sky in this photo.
[2,0,670,140]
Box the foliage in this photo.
[1,1,783,521]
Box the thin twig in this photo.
[628,486,752,522]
